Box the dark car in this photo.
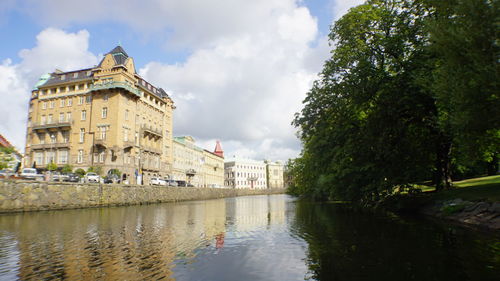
[64,173,80,183]
[103,174,120,184]
[176,180,187,187]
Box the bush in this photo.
[75,168,86,177]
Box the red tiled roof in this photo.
[0,134,13,148]
[214,140,224,158]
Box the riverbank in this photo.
[0,180,285,213]
[379,175,500,231]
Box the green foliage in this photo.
[107,169,121,176]
[292,0,497,202]
[87,166,103,175]
[61,164,73,174]
[46,162,57,171]
[75,168,86,177]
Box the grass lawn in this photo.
[424,175,500,202]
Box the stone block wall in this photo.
[0,180,285,213]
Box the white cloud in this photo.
[0,28,98,152]
[331,0,365,21]
[139,2,329,160]
[2,0,339,160]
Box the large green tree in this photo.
[428,0,499,178]
[294,0,436,201]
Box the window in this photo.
[59,87,66,93]
[62,131,69,143]
[101,107,108,118]
[66,112,71,122]
[81,110,86,120]
[50,100,55,108]
[51,88,56,94]
[79,128,85,143]
[50,134,56,143]
[47,114,53,124]
[99,126,107,140]
[125,109,129,120]
[41,115,46,125]
[79,96,84,105]
[60,75,66,80]
[86,71,91,76]
[67,98,72,106]
[42,101,47,109]
[99,151,105,163]
[59,113,64,122]
[35,152,44,165]
[103,94,108,101]
[42,89,47,95]
[46,151,55,164]
[69,85,75,91]
[77,150,83,163]
[58,150,68,164]
[39,133,45,144]
[123,128,128,141]
[86,95,92,103]
[73,73,78,78]
[60,99,65,107]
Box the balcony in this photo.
[123,140,135,149]
[32,121,73,131]
[30,142,70,150]
[89,81,140,97]
[186,169,197,176]
[141,124,163,138]
[94,139,106,147]
[142,146,161,154]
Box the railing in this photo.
[30,143,70,149]
[32,120,73,130]
[142,146,161,154]
[89,81,140,97]
[186,169,197,176]
[141,124,163,137]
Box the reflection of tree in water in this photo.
[292,201,500,281]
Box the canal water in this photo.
[0,194,498,281]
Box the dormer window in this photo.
[60,75,66,80]
[86,71,91,76]
[73,73,78,78]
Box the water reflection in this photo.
[0,195,302,281]
[292,201,500,281]
[0,195,498,281]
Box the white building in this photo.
[224,158,267,189]
[265,160,284,188]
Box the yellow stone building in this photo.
[172,136,224,187]
[24,46,175,184]
[265,160,284,188]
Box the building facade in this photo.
[172,136,224,187]
[24,46,175,184]
[202,141,224,188]
[265,160,284,188]
[224,159,267,189]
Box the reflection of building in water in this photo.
[10,208,176,280]
[227,196,286,232]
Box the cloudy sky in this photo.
[0,0,363,161]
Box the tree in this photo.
[293,0,438,201]
[62,164,73,174]
[87,166,103,176]
[75,168,86,177]
[428,0,500,179]
[46,162,57,171]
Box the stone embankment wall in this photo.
[0,180,285,213]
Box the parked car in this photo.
[176,180,187,187]
[84,172,100,183]
[51,172,69,182]
[64,173,80,183]
[103,174,120,184]
[20,168,44,180]
[0,169,15,178]
[166,179,178,187]
[150,177,166,186]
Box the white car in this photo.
[84,172,100,183]
[20,168,44,180]
[150,177,166,186]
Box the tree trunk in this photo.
[435,136,452,191]
[487,153,498,176]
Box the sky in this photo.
[0,0,364,162]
